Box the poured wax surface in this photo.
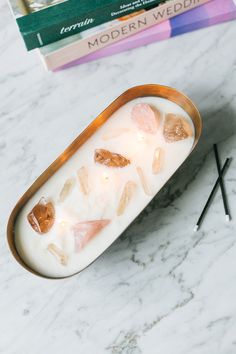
[15,96,195,278]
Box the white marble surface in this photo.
[1,1,236,353]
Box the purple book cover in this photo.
[58,0,236,70]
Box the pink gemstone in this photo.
[73,219,110,252]
[131,103,160,134]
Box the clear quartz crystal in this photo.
[25,0,67,12]
[152,147,164,174]
[102,128,130,141]
[77,167,90,196]
[117,181,136,216]
[47,243,68,266]
[59,177,76,203]
[136,166,153,196]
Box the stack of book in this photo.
[8,0,236,71]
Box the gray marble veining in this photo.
[0,2,236,353]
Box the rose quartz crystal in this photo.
[73,219,111,252]
[131,103,160,134]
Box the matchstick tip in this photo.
[225,215,230,222]
[194,225,199,232]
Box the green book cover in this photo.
[9,0,166,50]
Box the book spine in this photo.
[42,0,212,70]
[17,0,165,50]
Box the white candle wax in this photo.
[15,96,195,278]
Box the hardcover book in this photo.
[8,0,166,50]
[55,0,236,71]
[40,0,211,71]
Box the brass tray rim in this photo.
[7,84,202,279]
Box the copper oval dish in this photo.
[7,84,202,279]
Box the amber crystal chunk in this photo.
[163,114,193,143]
[27,198,55,234]
[94,149,130,168]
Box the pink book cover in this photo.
[40,0,211,70]
[54,0,236,71]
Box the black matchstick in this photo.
[213,144,231,222]
[194,158,231,232]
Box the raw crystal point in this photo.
[73,219,111,252]
[27,198,55,234]
[137,167,153,196]
[59,177,76,202]
[163,114,193,143]
[94,149,130,168]
[117,181,136,216]
[47,243,68,266]
[77,166,90,195]
[152,147,164,174]
[102,128,130,140]
[131,103,160,134]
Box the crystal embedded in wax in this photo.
[131,103,160,134]
[152,147,164,174]
[59,177,76,202]
[73,220,111,252]
[27,198,55,234]
[136,167,153,196]
[163,114,193,143]
[117,181,136,216]
[47,243,68,266]
[16,96,195,278]
[94,149,130,168]
[77,166,90,195]
[102,128,131,140]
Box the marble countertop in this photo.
[1,1,236,353]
